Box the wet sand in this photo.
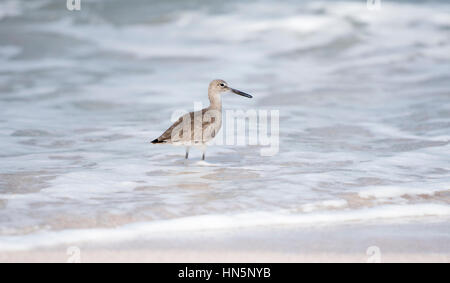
[1,220,448,263]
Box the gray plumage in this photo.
[151,79,252,160]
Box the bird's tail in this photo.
[151,138,164,144]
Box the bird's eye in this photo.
[220,83,225,87]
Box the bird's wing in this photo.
[155,116,184,143]
[154,109,221,143]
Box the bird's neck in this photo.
[208,93,222,110]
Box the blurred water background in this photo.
[0,0,449,250]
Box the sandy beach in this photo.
[1,220,448,263]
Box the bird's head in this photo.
[208,79,253,99]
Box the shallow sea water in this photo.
[0,0,449,250]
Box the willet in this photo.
[151,79,252,160]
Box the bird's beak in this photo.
[230,88,253,98]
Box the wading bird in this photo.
[151,79,252,160]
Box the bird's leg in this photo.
[201,145,206,161]
[185,146,190,159]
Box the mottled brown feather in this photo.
[155,109,221,144]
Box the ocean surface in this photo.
[0,0,449,250]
